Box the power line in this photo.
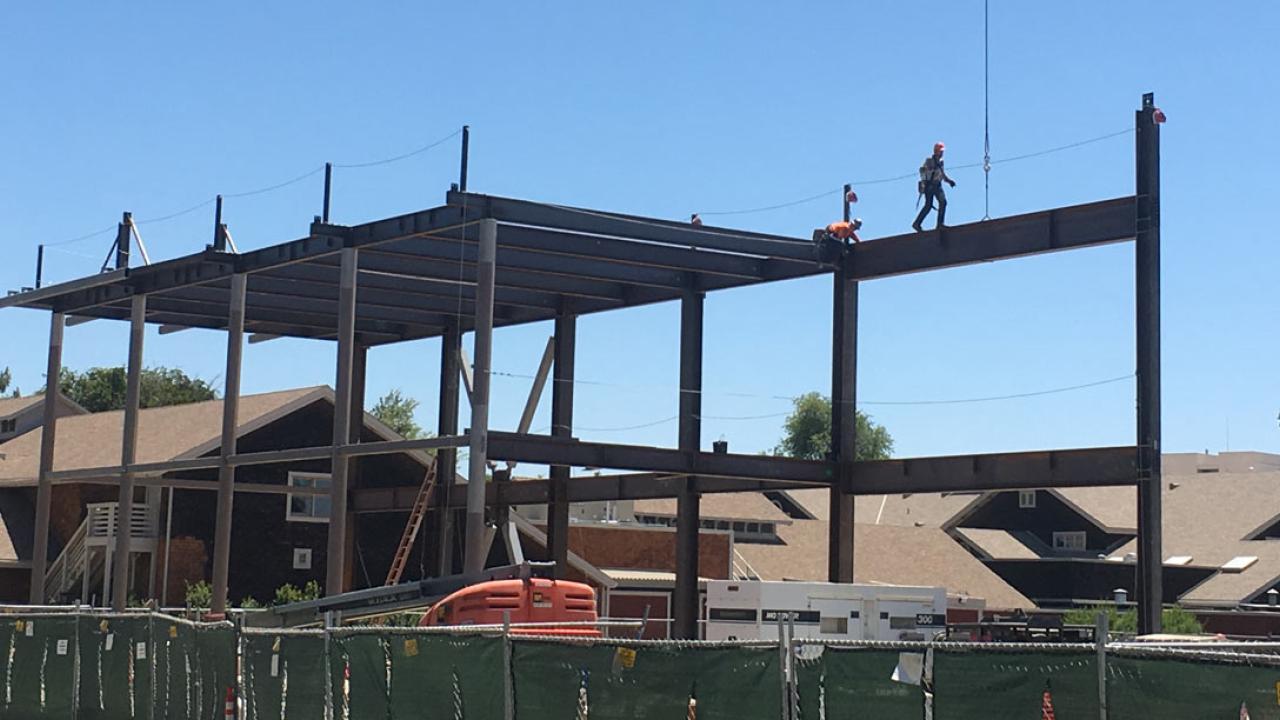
[333,128,463,169]
[694,126,1134,218]
[223,165,325,199]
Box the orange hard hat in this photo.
[934,142,946,153]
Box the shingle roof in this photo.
[735,520,1033,610]
[632,493,792,523]
[0,395,42,419]
[0,386,328,483]
[953,527,1040,560]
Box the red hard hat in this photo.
[934,142,946,153]
[845,190,858,204]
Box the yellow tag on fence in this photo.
[99,620,109,633]
[404,639,419,657]
[168,625,178,639]
[615,647,636,669]
[13,620,23,633]
[272,637,282,653]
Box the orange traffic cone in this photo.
[224,686,236,719]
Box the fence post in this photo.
[776,615,788,720]
[503,611,514,720]
[323,611,334,720]
[1096,612,1109,720]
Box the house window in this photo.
[287,472,332,522]
[0,419,15,433]
[1018,490,1037,508]
[1052,531,1087,551]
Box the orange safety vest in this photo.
[825,221,858,240]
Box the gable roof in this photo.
[0,392,87,422]
[735,519,1033,610]
[633,493,792,523]
[953,527,1040,560]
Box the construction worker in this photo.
[912,142,956,232]
[811,218,862,263]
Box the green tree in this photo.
[371,388,423,439]
[774,391,893,461]
[58,366,217,412]
[0,367,17,397]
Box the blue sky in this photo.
[1,2,1276,462]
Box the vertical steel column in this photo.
[459,126,470,192]
[111,294,146,610]
[345,344,368,589]
[1135,92,1163,634]
[673,288,703,639]
[35,245,44,289]
[434,321,462,575]
[464,218,497,574]
[547,313,576,578]
[115,212,132,269]
[322,163,333,224]
[28,311,64,603]
[213,196,225,251]
[829,250,857,582]
[325,248,358,596]
[210,274,246,615]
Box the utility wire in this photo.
[333,128,463,169]
[43,129,462,248]
[695,126,1134,218]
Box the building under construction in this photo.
[1,94,1166,637]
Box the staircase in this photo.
[384,465,439,586]
[45,502,159,603]
[731,547,762,581]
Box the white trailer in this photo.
[704,580,947,642]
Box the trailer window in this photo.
[820,617,848,634]
[889,616,918,630]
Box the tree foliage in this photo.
[58,366,217,412]
[1061,605,1203,635]
[371,388,423,439]
[0,367,16,397]
[774,391,893,461]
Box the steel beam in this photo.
[673,289,704,639]
[547,314,575,578]
[849,196,1136,281]
[28,312,64,603]
[844,445,1139,494]
[464,218,497,574]
[1135,92,1163,635]
[829,257,856,583]
[325,248,358,596]
[111,294,146,610]
[210,274,245,614]
[446,190,818,263]
[434,323,462,576]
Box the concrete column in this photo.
[325,247,358,595]
[547,313,575,578]
[463,218,497,574]
[210,273,246,614]
[112,294,146,610]
[28,311,64,603]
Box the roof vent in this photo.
[1222,556,1259,573]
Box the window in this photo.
[1018,490,1037,508]
[1052,531,1087,551]
[820,616,848,634]
[287,472,331,522]
[0,419,15,433]
[889,616,918,630]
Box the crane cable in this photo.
[983,0,992,220]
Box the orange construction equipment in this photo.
[384,465,439,586]
[419,576,601,636]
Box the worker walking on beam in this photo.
[912,142,957,232]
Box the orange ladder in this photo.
[384,464,439,586]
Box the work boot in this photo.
[912,221,923,233]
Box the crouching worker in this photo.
[812,218,862,263]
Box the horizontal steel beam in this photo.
[66,475,331,496]
[448,191,818,263]
[849,197,1136,281]
[845,445,1139,494]
[45,434,469,482]
[486,432,833,483]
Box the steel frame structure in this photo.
[5,95,1162,633]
